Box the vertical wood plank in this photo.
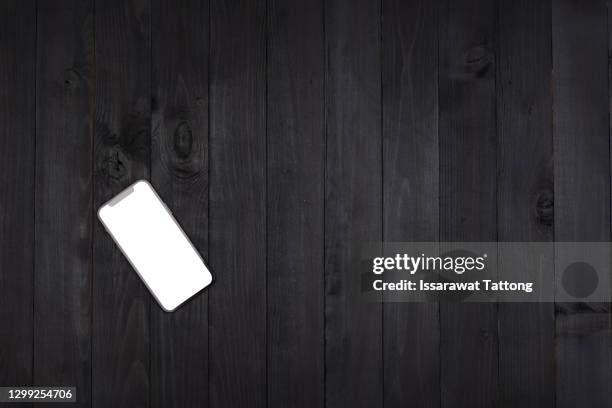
[150,0,209,407]
[93,0,151,406]
[35,0,93,406]
[208,0,267,406]
[552,0,612,407]
[381,0,439,407]
[267,0,325,407]
[0,0,35,401]
[496,1,555,407]
[325,0,383,407]
[438,0,498,406]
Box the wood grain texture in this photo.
[208,0,267,406]
[93,0,151,407]
[267,0,325,407]
[325,0,383,407]
[0,0,35,402]
[34,0,93,406]
[552,0,612,407]
[381,0,439,407]
[5,2,612,407]
[496,1,555,407]
[150,1,209,407]
[439,0,498,406]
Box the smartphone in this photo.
[97,180,212,312]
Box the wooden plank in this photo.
[552,0,612,407]
[381,0,439,407]
[150,1,209,407]
[496,1,555,407]
[0,0,35,400]
[267,0,325,407]
[208,0,267,406]
[438,0,498,406]
[34,0,93,406]
[325,0,382,406]
[92,0,151,407]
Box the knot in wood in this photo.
[63,68,81,90]
[535,190,554,226]
[174,121,193,159]
[101,148,127,180]
[461,45,493,78]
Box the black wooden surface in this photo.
[553,1,612,407]
[325,0,382,407]
[382,1,439,407]
[93,0,151,407]
[209,0,267,407]
[151,0,209,407]
[0,3,35,408]
[35,2,93,408]
[1,0,612,407]
[439,0,498,406]
[497,0,555,407]
[267,0,325,407]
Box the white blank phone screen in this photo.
[98,180,212,311]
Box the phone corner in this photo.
[203,273,214,289]
[134,179,153,190]
[159,301,179,313]
[96,205,106,222]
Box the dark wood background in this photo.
[0,0,610,407]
